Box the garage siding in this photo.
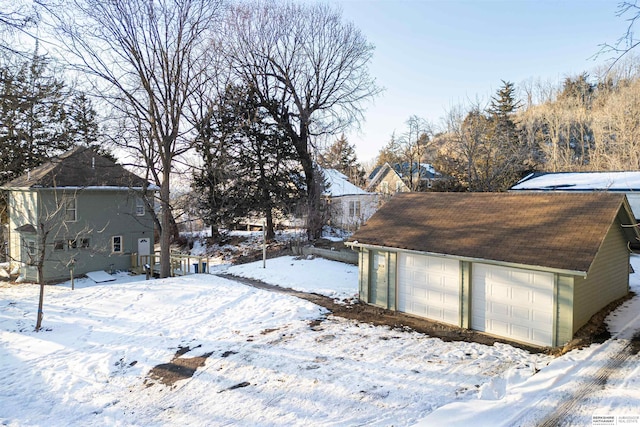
[556,274,575,346]
[573,222,629,332]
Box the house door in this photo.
[137,238,151,266]
[21,238,38,281]
[369,251,388,308]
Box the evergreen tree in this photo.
[65,92,115,162]
[193,84,304,241]
[319,134,366,187]
[0,52,75,184]
[488,80,520,147]
[375,132,403,167]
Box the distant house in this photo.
[511,171,640,220]
[347,192,639,347]
[322,168,378,231]
[1,146,157,283]
[367,162,440,195]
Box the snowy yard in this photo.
[1,255,640,426]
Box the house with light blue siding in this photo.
[1,146,157,283]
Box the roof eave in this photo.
[345,241,589,277]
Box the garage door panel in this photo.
[398,254,460,326]
[472,263,554,347]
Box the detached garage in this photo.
[347,192,639,347]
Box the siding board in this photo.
[573,221,629,332]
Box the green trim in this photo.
[346,242,588,277]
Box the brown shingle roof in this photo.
[1,146,151,189]
[348,192,638,274]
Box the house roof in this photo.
[347,192,639,274]
[0,146,154,190]
[322,168,371,197]
[511,171,640,191]
[368,162,439,181]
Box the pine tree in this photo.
[488,80,520,148]
[319,134,366,187]
[193,84,304,240]
[0,52,75,184]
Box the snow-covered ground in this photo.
[1,254,639,426]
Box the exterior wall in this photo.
[555,274,575,345]
[572,221,630,332]
[12,188,154,283]
[8,191,40,280]
[369,169,409,196]
[460,261,471,329]
[327,194,379,231]
[359,248,370,303]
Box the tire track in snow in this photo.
[537,332,640,427]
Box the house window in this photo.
[348,200,361,218]
[112,236,123,253]
[64,197,77,222]
[68,239,78,250]
[54,240,65,252]
[136,197,145,216]
[395,181,403,192]
[80,238,90,249]
[381,181,389,193]
[26,240,36,256]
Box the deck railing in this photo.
[134,251,212,277]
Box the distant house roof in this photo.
[1,146,155,190]
[511,171,640,191]
[368,162,439,181]
[321,168,371,197]
[348,192,638,275]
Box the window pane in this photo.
[112,236,122,253]
[65,197,77,221]
[136,197,145,216]
[54,240,64,251]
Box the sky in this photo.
[324,0,630,162]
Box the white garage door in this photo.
[472,264,554,346]
[398,253,460,325]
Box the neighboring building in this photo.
[347,192,639,347]
[322,168,378,231]
[367,162,441,195]
[367,163,410,195]
[511,171,640,220]
[1,146,157,283]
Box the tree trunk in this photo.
[35,282,44,331]
[265,207,275,241]
[159,172,171,278]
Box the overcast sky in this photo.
[323,0,629,162]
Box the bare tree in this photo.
[220,0,380,238]
[599,1,640,68]
[399,115,432,191]
[51,0,223,277]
